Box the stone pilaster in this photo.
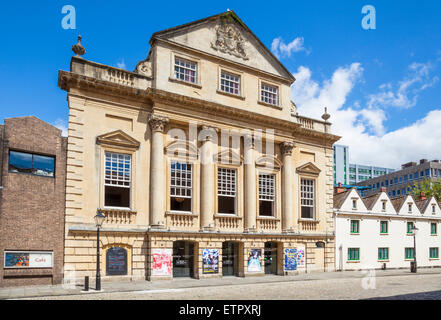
[244,134,257,232]
[200,126,217,231]
[281,141,295,232]
[148,114,169,228]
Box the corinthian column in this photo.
[200,126,217,231]
[148,114,169,228]
[281,141,295,232]
[244,134,257,232]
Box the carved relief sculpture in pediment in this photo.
[211,24,248,60]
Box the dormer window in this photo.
[260,83,278,106]
[220,71,240,95]
[174,57,197,84]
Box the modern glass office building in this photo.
[333,145,394,186]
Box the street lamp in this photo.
[411,224,418,273]
[94,209,105,290]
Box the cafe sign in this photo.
[4,251,53,268]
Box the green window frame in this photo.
[407,222,414,234]
[348,248,360,261]
[405,247,415,260]
[380,221,388,234]
[378,248,389,261]
[430,247,439,259]
[350,220,360,234]
[431,223,437,235]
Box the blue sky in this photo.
[0,0,440,168]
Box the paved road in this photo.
[18,270,441,300]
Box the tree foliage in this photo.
[410,178,441,202]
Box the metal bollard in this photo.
[84,276,89,291]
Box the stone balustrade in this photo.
[257,217,280,232]
[299,219,320,232]
[214,215,242,230]
[102,209,136,224]
[107,68,135,86]
[165,211,199,229]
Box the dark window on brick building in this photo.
[9,150,55,177]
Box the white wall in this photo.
[335,190,441,270]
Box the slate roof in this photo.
[362,193,381,210]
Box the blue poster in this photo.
[284,248,297,271]
[202,249,219,274]
[248,249,262,272]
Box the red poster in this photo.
[152,249,172,276]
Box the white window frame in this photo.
[174,56,198,84]
[217,167,237,215]
[300,178,315,220]
[104,151,131,209]
[170,161,193,212]
[260,82,279,106]
[220,71,241,96]
[258,173,276,217]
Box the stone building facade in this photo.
[0,117,67,286]
[58,11,340,282]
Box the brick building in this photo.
[0,116,67,287]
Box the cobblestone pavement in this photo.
[8,269,441,300]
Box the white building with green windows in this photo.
[334,187,441,270]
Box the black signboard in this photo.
[106,247,127,276]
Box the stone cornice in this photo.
[58,70,341,146]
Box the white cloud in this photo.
[291,64,441,169]
[53,118,68,137]
[367,61,439,109]
[116,59,126,69]
[271,37,308,59]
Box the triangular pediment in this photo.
[256,154,282,169]
[150,11,294,82]
[96,130,140,149]
[296,162,321,176]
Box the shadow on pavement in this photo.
[365,290,441,300]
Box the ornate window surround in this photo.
[164,139,199,215]
[296,162,321,222]
[96,130,140,212]
[214,154,243,217]
[256,155,282,219]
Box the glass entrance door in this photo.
[173,241,194,278]
[264,242,278,275]
[222,242,239,276]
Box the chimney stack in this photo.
[335,182,346,194]
[380,187,387,193]
[419,192,427,200]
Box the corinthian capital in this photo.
[148,114,169,132]
[280,141,295,156]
